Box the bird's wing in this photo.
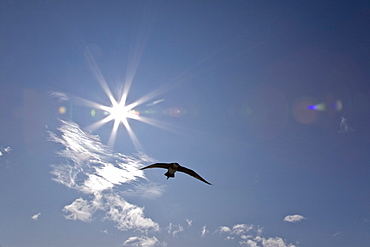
[178,166,212,185]
[139,163,170,170]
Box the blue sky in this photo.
[1,1,369,246]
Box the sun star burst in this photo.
[64,43,177,151]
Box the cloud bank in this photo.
[49,120,160,232]
[217,223,296,247]
[49,120,298,247]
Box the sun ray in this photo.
[86,115,114,131]
[70,95,110,111]
[135,115,174,132]
[121,118,143,151]
[107,119,120,148]
[84,47,117,106]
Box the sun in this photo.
[63,43,177,151]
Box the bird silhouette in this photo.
[139,162,212,185]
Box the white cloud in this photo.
[339,116,354,133]
[218,226,231,233]
[284,214,307,223]
[123,236,160,247]
[31,213,41,221]
[239,236,296,247]
[105,193,159,232]
[0,146,12,157]
[49,120,159,232]
[167,223,183,237]
[218,224,296,247]
[49,120,298,246]
[201,225,208,237]
[63,198,95,222]
[50,91,69,102]
[232,224,253,235]
[262,237,296,247]
[245,239,258,247]
[218,224,253,236]
[186,219,192,227]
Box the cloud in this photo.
[240,236,296,247]
[63,198,95,222]
[284,214,307,223]
[0,146,12,157]
[218,226,231,233]
[49,120,159,232]
[339,116,354,133]
[201,225,208,237]
[49,120,298,246]
[217,224,296,247]
[0,146,12,168]
[218,224,253,236]
[167,223,184,237]
[123,236,160,247]
[259,237,296,247]
[186,219,192,227]
[50,91,69,102]
[105,193,159,231]
[31,213,41,221]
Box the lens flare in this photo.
[293,98,317,124]
[58,106,67,114]
[308,103,325,111]
[308,100,342,112]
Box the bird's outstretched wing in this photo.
[139,163,170,170]
[178,166,212,185]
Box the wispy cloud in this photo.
[0,146,12,168]
[49,120,160,232]
[217,223,296,247]
[63,198,95,222]
[339,116,354,133]
[49,120,298,246]
[31,212,41,221]
[50,91,69,102]
[284,214,307,223]
[167,223,184,237]
[123,236,161,247]
[186,219,192,227]
[201,225,208,237]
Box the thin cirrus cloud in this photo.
[49,120,162,232]
[167,223,184,237]
[123,236,160,247]
[49,91,69,102]
[284,214,307,223]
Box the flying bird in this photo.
[139,162,212,185]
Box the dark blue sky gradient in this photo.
[1,1,369,246]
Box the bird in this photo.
[139,162,212,185]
